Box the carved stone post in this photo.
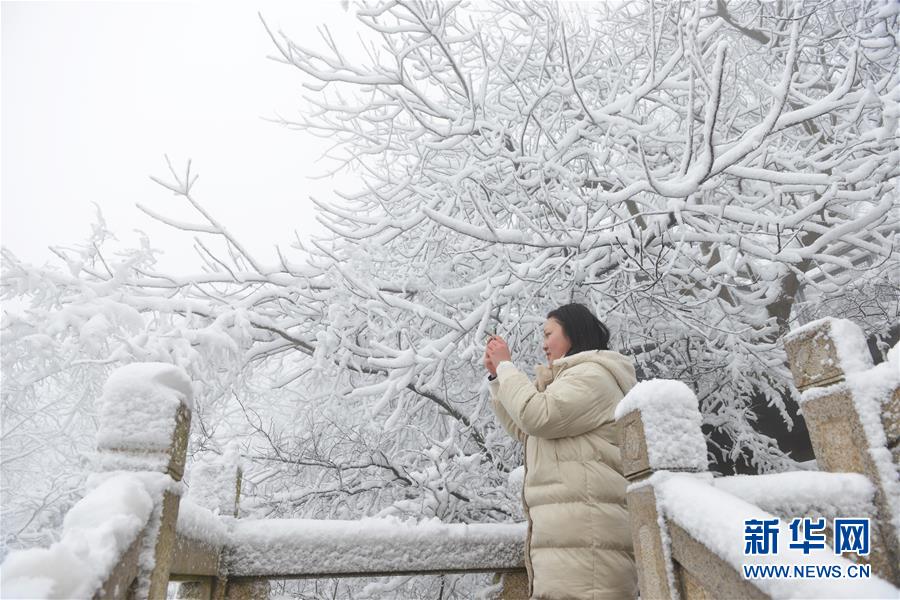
[785,318,900,584]
[616,380,709,599]
[95,363,194,600]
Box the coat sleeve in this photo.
[489,378,527,444]
[495,362,620,439]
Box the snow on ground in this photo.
[614,379,707,471]
[225,517,527,577]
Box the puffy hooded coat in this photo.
[489,350,638,600]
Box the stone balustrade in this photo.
[2,363,526,600]
[617,317,899,599]
[784,318,900,583]
[9,315,895,600]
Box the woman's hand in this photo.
[483,349,497,377]
[485,335,512,371]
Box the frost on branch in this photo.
[264,0,898,475]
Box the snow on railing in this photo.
[785,317,900,583]
[1,362,528,600]
[655,472,897,599]
[224,517,526,580]
[1,474,165,599]
[615,324,900,600]
[169,448,239,598]
[1,362,193,600]
[712,471,877,524]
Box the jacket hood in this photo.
[536,350,637,395]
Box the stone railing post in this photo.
[785,318,900,584]
[497,571,529,599]
[615,379,709,600]
[95,363,194,599]
[176,444,259,600]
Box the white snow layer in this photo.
[224,517,527,577]
[787,317,873,375]
[0,474,154,599]
[801,342,900,555]
[175,500,230,548]
[846,347,900,555]
[655,472,899,599]
[826,319,874,374]
[614,379,707,471]
[96,362,193,453]
[186,445,241,516]
[713,471,876,522]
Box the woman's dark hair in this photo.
[546,303,610,355]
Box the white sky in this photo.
[2,0,356,272]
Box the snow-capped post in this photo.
[186,445,243,518]
[95,362,194,599]
[615,380,709,599]
[785,318,900,584]
[174,447,253,600]
[215,454,269,600]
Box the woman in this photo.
[485,303,638,599]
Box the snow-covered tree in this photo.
[3,1,898,595]
[258,0,898,469]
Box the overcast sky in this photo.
[3,1,356,272]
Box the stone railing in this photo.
[0,363,526,600]
[783,317,900,582]
[617,317,900,599]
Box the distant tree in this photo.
[2,2,898,596]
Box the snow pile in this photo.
[96,363,192,471]
[654,472,899,599]
[225,517,526,577]
[176,447,239,549]
[614,379,707,471]
[175,500,230,548]
[713,472,876,522]
[0,474,154,599]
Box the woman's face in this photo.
[543,318,572,363]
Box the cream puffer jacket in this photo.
[490,350,638,600]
